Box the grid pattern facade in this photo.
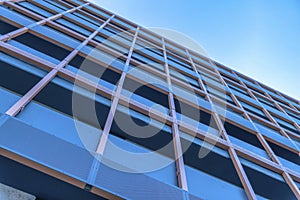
[0,0,300,200]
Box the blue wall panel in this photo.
[0,116,94,183]
[17,101,101,152]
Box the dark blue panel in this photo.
[180,134,242,188]
[0,156,107,200]
[223,110,257,133]
[0,20,18,35]
[13,32,71,61]
[0,57,42,96]
[110,106,174,158]
[185,165,247,200]
[241,158,297,200]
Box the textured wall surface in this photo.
[0,183,35,200]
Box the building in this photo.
[0,0,300,199]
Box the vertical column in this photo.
[162,38,188,191]
[96,26,140,154]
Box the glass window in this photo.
[0,5,36,26]
[127,63,166,87]
[224,121,269,158]
[68,54,121,89]
[83,5,111,21]
[33,0,64,13]
[191,54,216,72]
[0,19,18,35]
[131,51,165,72]
[172,84,206,106]
[175,98,219,135]
[165,42,187,59]
[253,119,280,136]
[81,44,126,71]
[284,108,300,124]
[139,29,162,46]
[110,17,136,31]
[99,25,133,42]
[134,41,164,63]
[11,32,71,62]
[268,141,300,173]
[169,68,199,88]
[17,97,102,151]
[227,82,249,96]
[180,131,248,198]
[240,156,297,200]
[256,95,277,109]
[122,76,169,114]
[33,76,111,130]
[110,104,173,155]
[239,99,269,121]
[201,73,224,90]
[222,72,240,84]
[167,53,192,71]
[63,13,99,30]
[73,11,103,26]
[17,1,54,17]
[43,0,69,11]
[55,18,92,37]
[0,52,47,96]
[103,134,177,186]
[94,34,130,55]
[30,24,82,49]
[206,85,235,105]
[272,114,298,134]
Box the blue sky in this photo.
[90,0,300,100]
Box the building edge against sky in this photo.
[0,0,299,200]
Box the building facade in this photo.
[0,0,300,199]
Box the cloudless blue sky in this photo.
[90,0,300,100]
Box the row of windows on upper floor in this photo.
[0,47,299,161]
[217,64,300,111]
[0,11,226,90]
[17,0,136,32]
[2,17,298,137]
[0,38,295,139]
[211,69,299,122]
[220,69,300,125]
[6,0,300,111]
[1,4,299,130]
[9,0,205,67]
[1,2,216,75]
[0,59,299,200]
[3,2,221,78]
[32,0,223,73]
